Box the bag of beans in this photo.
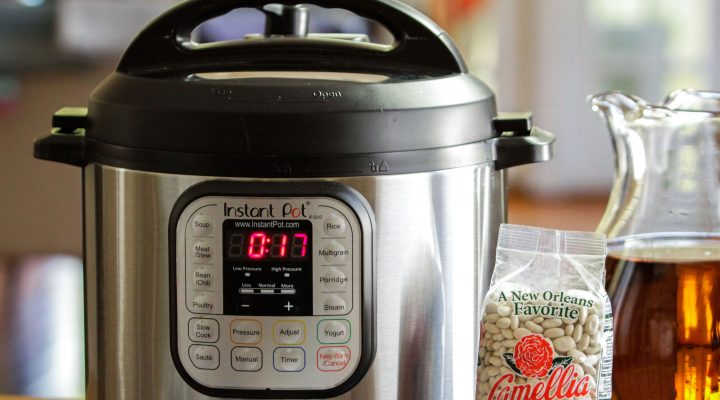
[477,224,613,400]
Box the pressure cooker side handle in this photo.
[491,113,556,170]
[117,0,468,76]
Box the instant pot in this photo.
[34,0,554,398]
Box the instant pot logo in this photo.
[224,202,307,218]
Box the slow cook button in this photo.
[231,319,262,344]
[323,214,347,236]
[273,321,306,345]
[273,347,306,372]
[317,346,351,372]
[190,294,217,314]
[318,319,350,344]
[191,213,213,236]
[189,345,219,370]
[188,318,219,343]
[319,241,349,264]
[191,241,213,264]
[320,268,348,290]
[191,267,214,290]
[231,347,262,372]
[323,295,348,314]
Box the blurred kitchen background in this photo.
[0,0,718,397]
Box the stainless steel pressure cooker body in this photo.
[34,1,554,399]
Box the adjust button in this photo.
[231,347,263,372]
[273,347,306,372]
[319,241,349,264]
[323,214,347,236]
[191,241,213,264]
[273,321,306,345]
[188,318,219,343]
[189,345,219,370]
[191,213,213,236]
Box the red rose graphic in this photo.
[513,334,553,379]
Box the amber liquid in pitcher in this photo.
[608,239,720,400]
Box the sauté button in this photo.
[319,241,349,263]
[191,214,213,236]
[230,319,262,344]
[191,267,214,289]
[273,347,305,372]
[231,347,262,372]
[188,318,219,343]
[318,319,350,344]
[317,346,351,372]
[323,214,347,236]
[320,268,348,290]
[189,345,219,370]
[273,321,306,345]
[192,241,213,264]
[323,295,348,314]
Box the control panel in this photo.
[170,182,374,398]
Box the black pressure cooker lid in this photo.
[35,0,554,177]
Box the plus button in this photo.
[284,302,294,312]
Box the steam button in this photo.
[323,214,347,236]
[189,345,219,370]
[322,295,348,315]
[192,241,213,264]
[191,214,213,236]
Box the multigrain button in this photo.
[191,213,213,236]
[190,294,217,314]
[231,347,262,372]
[318,319,350,344]
[189,345,219,370]
[323,295,348,314]
[320,268,348,290]
[273,347,305,372]
[231,319,262,344]
[191,267,214,289]
[319,241,349,264]
[273,321,306,345]
[317,346,351,372]
[323,214,347,236]
[188,318,219,343]
[191,241,213,264]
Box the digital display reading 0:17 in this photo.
[225,230,310,261]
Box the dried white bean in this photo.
[553,336,576,352]
[572,324,583,342]
[497,305,512,316]
[513,327,532,340]
[541,318,563,328]
[525,321,544,333]
[544,327,565,339]
[586,314,600,335]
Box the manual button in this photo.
[232,347,262,372]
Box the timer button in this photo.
[320,241,349,264]
[323,214,347,236]
[189,345,220,370]
[273,347,306,372]
[320,268,348,290]
[322,295,348,315]
[191,214,213,236]
[191,241,213,264]
[190,267,214,290]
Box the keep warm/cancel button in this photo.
[317,346,351,372]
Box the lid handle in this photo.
[117,0,467,76]
[263,4,309,37]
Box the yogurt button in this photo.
[318,319,350,344]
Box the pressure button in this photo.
[231,320,262,344]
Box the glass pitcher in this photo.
[591,89,720,400]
